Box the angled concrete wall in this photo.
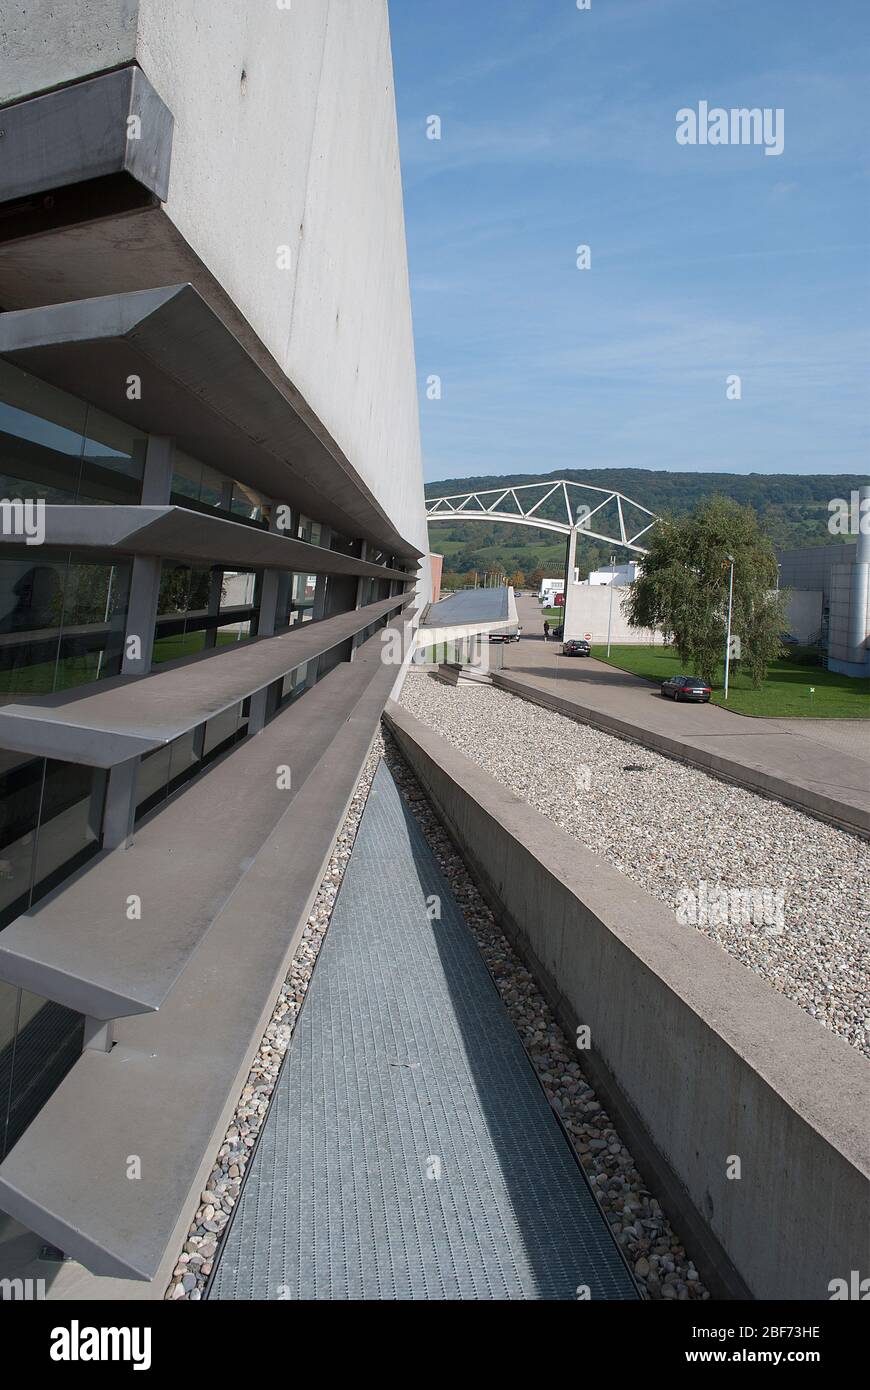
[385,701,870,1301]
[0,0,139,100]
[0,1,429,578]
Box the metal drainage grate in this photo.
[208,760,639,1302]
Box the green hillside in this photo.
[426,469,863,581]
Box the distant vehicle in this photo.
[660,675,712,703]
[489,625,522,644]
[562,638,591,657]
[551,623,564,640]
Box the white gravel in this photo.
[383,730,709,1300]
[400,674,870,1058]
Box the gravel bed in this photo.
[381,730,709,1300]
[400,674,870,1057]
[165,740,384,1301]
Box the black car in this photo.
[562,638,591,657]
[661,674,712,702]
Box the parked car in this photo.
[660,674,712,703]
[562,638,591,657]
[551,623,564,640]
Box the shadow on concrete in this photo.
[382,749,639,1301]
[504,661,656,690]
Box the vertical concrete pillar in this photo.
[351,541,369,658]
[102,758,138,851]
[307,526,332,690]
[849,484,870,665]
[83,1017,115,1053]
[105,437,174,848]
[248,507,283,734]
[562,525,580,641]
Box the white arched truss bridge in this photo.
[426,479,657,553]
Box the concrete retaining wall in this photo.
[384,701,870,1301]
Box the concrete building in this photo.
[777,519,870,676]
[0,1,428,1290]
[563,582,658,645]
[540,578,565,605]
[585,560,639,587]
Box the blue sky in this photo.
[389,0,870,482]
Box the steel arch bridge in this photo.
[426,480,657,553]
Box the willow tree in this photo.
[625,497,787,687]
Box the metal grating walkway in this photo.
[208,760,639,1300]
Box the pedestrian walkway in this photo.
[208,760,638,1301]
[499,596,870,836]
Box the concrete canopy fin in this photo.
[0,285,424,559]
[0,633,402,1281]
[0,592,411,767]
[0,504,412,580]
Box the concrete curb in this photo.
[492,671,870,839]
[384,700,870,1301]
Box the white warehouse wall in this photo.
[0,0,430,571]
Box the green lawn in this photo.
[0,630,245,697]
[151,630,242,664]
[435,538,568,571]
[591,643,870,719]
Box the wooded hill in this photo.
[426,468,863,580]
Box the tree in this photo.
[625,497,787,687]
[528,568,545,590]
[509,569,526,589]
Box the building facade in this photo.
[776,524,870,676]
[0,0,428,1291]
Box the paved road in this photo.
[504,596,870,831]
[209,760,638,1301]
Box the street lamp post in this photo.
[723,554,735,701]
[606,553,616,657]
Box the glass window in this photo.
[54,559,131,692]
[0,982,18,1159]
[2,991,84,1159]
[30,760,106,907]
[75,408,146,505]
[0,555,65,698]
[0,361,145,506]
[134,702,250,825]
[0,751,41,927]
[152,563,232,664]
[0,551,131,700]
[170,451,267,529]
[202,704,244,759]
[0,752,105,929]
[280,663,309,707]
[274,571,317,631]
[0,361,87,504]
[135,728,202,819]
[169,449,202,505]
[297,515,323,547]
[230,482,267,526]
[198,463,229,513]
